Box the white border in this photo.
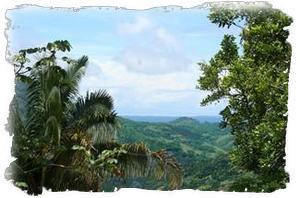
[0,0,299,197]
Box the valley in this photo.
[103,116,241,191]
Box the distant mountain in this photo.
[193,115,221,123]
[170,117,202,125]
[120,115,221,123]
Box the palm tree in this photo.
[6,40,182,195]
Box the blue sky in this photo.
[6,6,241,116]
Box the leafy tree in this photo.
[6,40,182,195]
[197,4,292,192]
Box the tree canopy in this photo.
[197,5,292,192]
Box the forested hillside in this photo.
[102,117,241,191]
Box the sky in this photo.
[6,6,241,116]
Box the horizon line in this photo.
[118,114,221,117]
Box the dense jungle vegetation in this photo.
[103,117,240,191]
[5,5,291,194]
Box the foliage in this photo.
[6,41,182,195]
[197,5,292,191]
[114,117,240,191]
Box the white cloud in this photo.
[117,16,152,35]
[155,28,179,49]
[115,17,192,75]
[79,59,202,111]
[115,44,191,75]
[84,59,196,91]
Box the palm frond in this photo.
[67,90,117,138]
[87,122,119,144]
[26,65,65,136]
[46,86,62,117]
[81,90,114,111]
[61,56,88,103]
[116,143,151,178]
[45,149,99,191]
[150,150,183,189]
[25,71,45,133]
[44,130,97,191]
[45,116,61,145]
[96,142,183,189]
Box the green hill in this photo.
[103,116,240,191]
[118,117,233,157]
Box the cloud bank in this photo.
[115,16,192,75]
